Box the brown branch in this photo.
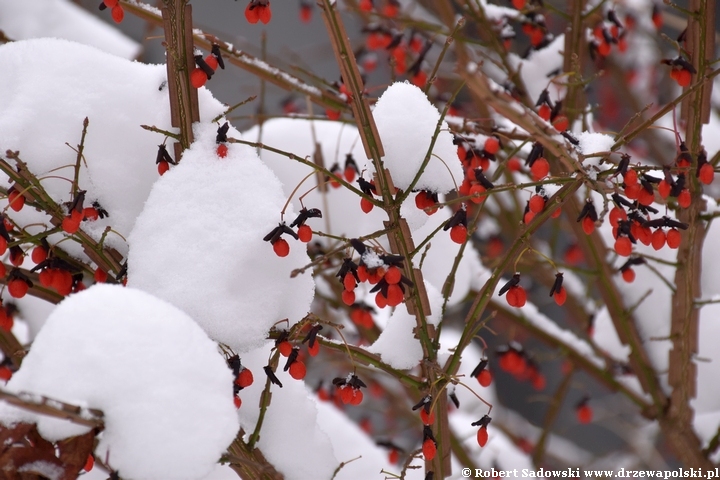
[0,389,103,429]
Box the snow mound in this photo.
[0,284,238,480]
[372,82,462,193]
[128,123,315,353]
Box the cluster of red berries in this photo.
[332,374,367,406]
[359,0,401,17]
[227,354,254,409]
[264,207,323,257]
[520,12,551,49]
[496,343,546,391]
[590,10,627,58]
[61,191,106,235]
[359,24,429,84]
[329,154,359,187]
[337,240,413,309]
[245,0,272,24]
[412,396,438,460]
[98,0,124,24]
[455,134,499,191]
[523,186,561,224]
[535,90,569,132]
[190,44,225,89]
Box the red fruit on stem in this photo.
[552,115,569,131]
[658,180,671,199]
[0,366,11,381]
[245,2,260,23]
[576,404,593,424]
[678,189,691,208]
[343,272,357,291]
[8,191,24,212]
[375,291,387,309]
[277,340,292,357]
[484,136,500,154]
[477,426,489,447]
[420,408,435,425]
[614,236,632,257]
[699,163,715,185]
[666,228,681,249]
[532,373,546,391]
[272,238,290,257]
[217,144,228,158]
[422,439,436,461]
[469,184,486,204]
[0,237,6,256]
[83,454,94,472]
[582,216,595,235]
[256,5,272,24]
[234,396,242,409]
[538,104,551,121]
[507,157,522,172]
[651,229,666,250]
[349,388,363,405]
[528,195,545,213]
[236,368,254,388]
[450,224,467,244]
[477,369,492,387]
[385,266,401,285]
[624,169,638,185]
[308,341,320,357]
[609,207,627,227]
[190,68,207,89]
[386,284,404,307]
[388,448,399,464]
[300,5,312,23]
[553,286,567,306]
[94,268,108,283]
[297,224,312,243]
[62,215,81,234]
[204,55,219,71]
[622,268,636,283]
[325,109,341,120]
[341,289,356,306]
[344,166,356,183]
[359,0,373,11]
[83,207,99,221]
[676,69,691,87]
[531,158,549,180]
[158,160,170,176]
[8,279,28,299]
[111,5,124,23]
[360,197,374,214]
[31,246,47,264]
[289,361,306,380]
[506,286,527,308]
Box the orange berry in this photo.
[450,224,467,244]
[666,228,681,249]
[39,268,55,287]
[699,163,715,185]
[676,69,691,87]
[297,224,313,243]
[468,184,486,204]
[356,265,368,283]
[484,137,500,154]
[385,266,401,285]
[236,368,254,388]
[651,229,666,250]
[386,284,404,307]
[190,68,207,89]
[506,286,527,308]
[272,238,290,257]
[111,5,124,23]
[477,426,489,447]
[52,269,73,296]
[62,215,81,234]
[8,278,28,299]
[622,268,636,283]
[638,187,654,206]
[582,216,595,235]
[277,340,292,357]
[289,361,306,380]
[531,158,549,180]
[326,109,341,120]
[507,157,522,172]
[553,286,567,306]
[614,236,632,257]
[624,169,638,185]
[422,439,436,461]
[609,207,627,227]
[523,210,536,224]
[341,289,356,306]
[528,195,545,213]
[360,197,374,213]
[477,369,492,387]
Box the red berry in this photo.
[308,341,320,357]
[297,224,312,243]
[359,0,373,11]
[375,291,388,309]
[388,448,399,464]
[111,5,124,23]
[349,388,363,405]
[158,160,170,176]
[614,236,632,257]
[272,238,290,257]
[420,408,435,425]
[532,373,546,391]
[582,216,595,235]
[341,289,356,306]
[676,69,691,87]
[658,180,671,199]
[94,268,108,283]
[0,366,11,382]
[609,207,627,227]
[234,396,242,409]
[678,189,691,208]
[477,369,492,387]
[343,272,356,291]
[289,361,306,380]
[553,286,567,306]
[638,187,655,206]
[523,210,536,224]
[277,340,292,357]
[477,426,489,447]
[528,195,545,213]
[484,136,500,154]
[512,0,525,9]
[83,207,99,221]
[8,278,28,299]
[257,5,272,24]
[360,197,374,214]
[39,268,55,287]
[538,104,551,121]
[326,109,341,120]
[386,284,404,307]
[699,163,715,185]
[506,285,527,308]
[576,404,593,424]
[552,115,569,131]
[468,184,486,204]
[507,157,522,172]
[236,368,254,388]
[0,237,6,256]
[651,229,666,250]
[422,439,436,461]
[622,268,636,283]
[245,2,260,23]
[344,166,356,183]
[531,158,549,180]
[204,55,219,71]
[52,269,73,296]
[217,144,228,158]
[190,68,207,89]
[8,191,24,212]
[666,228,681,249]
[450,224,467,244]
[385,266,401,285]
[9,249,23,268]
[300,5,312,23]
[624,169,638,185]
[83,454,94,472]
[31,246,47,264]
